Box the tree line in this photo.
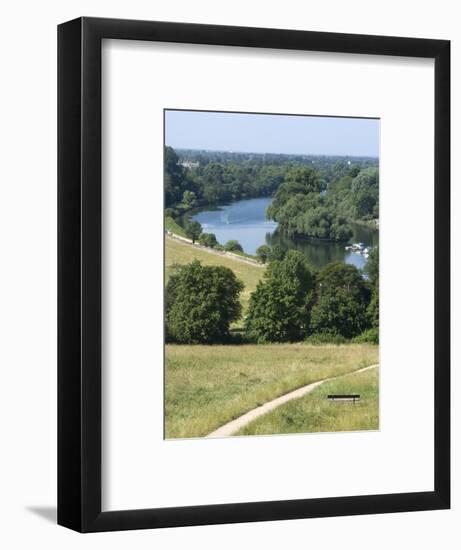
[166,248,379,346]
[165,146,286,211]
[165,146,378,244]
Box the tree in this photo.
[166,261,244,344]
[268,244,286,262]
[256,245,271,264]
[198,232,218,248]
[310,263,371,339]
[367,291,379,329]
[184,220,202,243]
[164,146,202,207]
[182,190,198,209]
[224,240,243,253]
[364,246,379,328]
[267,167,353,241]
[350,167,379,219]
[245,251,314,342]
[354,188,377,218]
[164,146,185,207]
[267,166,321,217]
[364,246,379,286]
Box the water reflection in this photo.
[267,224,378,271]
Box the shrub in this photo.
[224,240,244,253]
[165,208,177,219]
[198,232,218,248]
[256,245,271,264]
[305,332,347,345]
[268,244,286,262]
[166,260,244,344]
[353,328,379,344]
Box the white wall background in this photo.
[0,1,457,548]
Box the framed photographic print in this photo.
[58,17,450,532]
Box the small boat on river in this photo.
[345,243,371,257]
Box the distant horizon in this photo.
[165,110,380,157]
[173,146,379,160]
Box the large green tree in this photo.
[184,220,202,243]
[245,251,314,342]
[310,263,371,338]
[166,261,244,344]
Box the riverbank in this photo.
[188,196,377,270]
[353,218,379,230]
[165,232,264,267]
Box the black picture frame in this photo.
[58,17,450,532]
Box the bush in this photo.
[224,240,243,253]
[256,245,271,264]
[268,244,286,262]
[198,232,218,248]
[165,208,177,219]
[305,333,347,345]
[353,328,379,344]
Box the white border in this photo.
[102,39,434,511]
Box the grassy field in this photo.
[165,236,264,317]
[165,216,188,238]
[237,366,379,436]
[165,343,378,439]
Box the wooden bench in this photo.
[327,394,360,404]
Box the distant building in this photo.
[180,160,199,169]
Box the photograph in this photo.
[164,109,380,440]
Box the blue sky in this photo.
[165,110,379,157]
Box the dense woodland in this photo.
[165,146,379,242]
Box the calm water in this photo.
[192,197,378,270]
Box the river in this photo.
[191,196,378,270]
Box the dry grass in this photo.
[165,343,379,439]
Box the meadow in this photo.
[165,343,378,439]
[237,365,379,436]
